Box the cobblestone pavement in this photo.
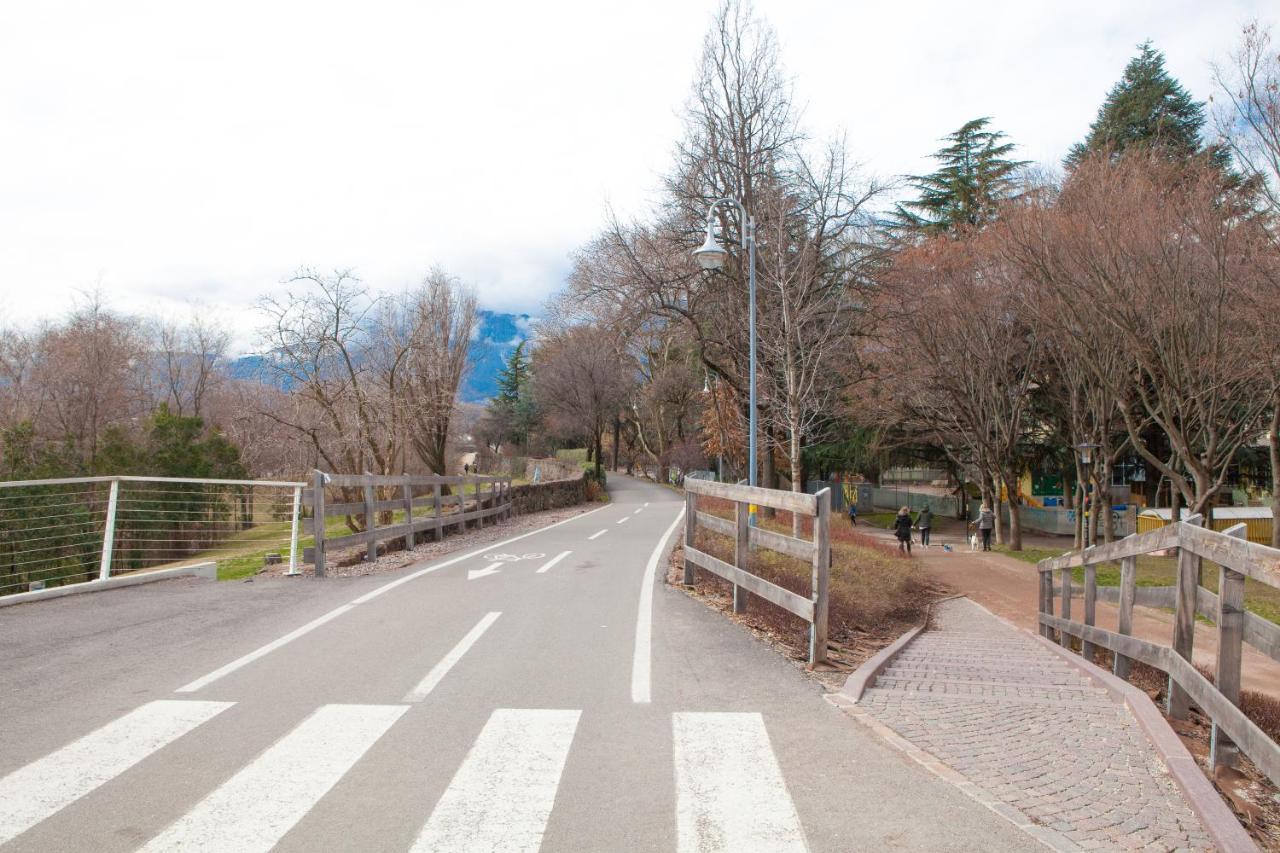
[856,597,1214,852]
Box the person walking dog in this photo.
[976,503,995,551]
[917,505,933,547]
[893,506,914,554]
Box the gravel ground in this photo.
[256,502,605,580]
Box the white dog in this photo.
[968,529,979,552]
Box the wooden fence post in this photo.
[1114,554,1137,679]
[1212,523,1249,771]
[402,476,415,551]
[1169,515,1203,719]
[734,500,749,615]
[1082,561,1097,663]
[1041,570,1055,640]
[683,491,696,585]
[810,488,830,667]
[433,483,443,541]
[312,469,326,577]
[363,474,377,562]
[1059,567,1072,649]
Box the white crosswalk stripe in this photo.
[411,708,581,853]
[0,699,232,846]
[672,711,809,853]
[141,703,407,853]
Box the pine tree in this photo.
[1066,41,1218,168]
[894,117,1027,235]
[494,341,529,406]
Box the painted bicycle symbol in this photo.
[483,552,545,563]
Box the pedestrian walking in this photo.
[976,503,995,551]
[917,505,933,547]
[847,501,858,527]
[893,506,913,555]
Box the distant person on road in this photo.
[917,505,933,547]
[976,503,995,551]
[893,506,913,554]
[847,501,857,527]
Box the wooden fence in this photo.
[302,471,511,576]
[682,479,831,666]
[1037,515,1280,783]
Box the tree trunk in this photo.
[790,425,804,538]
[1003,467,1023,551]
[989,470,1004,546]
[593,430,604,481]
[1270,401,1279,548]
[612,417,621,472]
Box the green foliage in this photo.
[1066,41,1222,169]
[1,423,81,480]
[495,341,530,405]
[894,117,1027,234]
[486,341,540,451]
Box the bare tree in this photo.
[154,312,230,418]
[533,326,634,479]
[1213,22,1280,217]
[404,270,477,476]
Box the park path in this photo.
[861,519,1280,699]
[852,597,1214,851]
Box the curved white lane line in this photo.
[630,508,686,704]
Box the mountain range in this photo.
[228,309,532,404]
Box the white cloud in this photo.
[0,0,1270,342]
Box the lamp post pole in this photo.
[693,198,757,524]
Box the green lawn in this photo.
[996,545,1280,624]
[860,512,898,530]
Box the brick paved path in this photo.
[856,597,1214,852]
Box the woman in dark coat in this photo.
[893,506,913,554]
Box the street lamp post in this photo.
[693,198,757,524]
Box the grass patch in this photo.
[688,498,939,653]
[859,512,898,530]
[996,545,1280,624]
[554,448,589,463]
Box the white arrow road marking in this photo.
[467,564,502,581]
[174,505,607,693]
[142,704,407,853]
[631,509,685,704]
[672,712,808,853]
[404,612,502,702]
[412,708,581,853]
[535,551,572,574]
[587,529,608,540]
[0,700,233,846]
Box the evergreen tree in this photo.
[1066,41,1220,168]
[494,341,530,406]
[894,118,1027,235]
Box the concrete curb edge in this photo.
[836,624,924,701]
[1031,634,1257,853]
[0,562,217,608]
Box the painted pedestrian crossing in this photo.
[0,703,808,851]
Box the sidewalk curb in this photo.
[834,593,964,702]
[1032,634,1257,853]
[0,562,217,608]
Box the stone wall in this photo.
[511,471,588,515]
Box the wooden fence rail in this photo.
[303,470,511,576]
[682,479,831,666]
[1037,516,1280,784]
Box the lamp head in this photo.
[692,231,727,271]
[1076,442,1100,466]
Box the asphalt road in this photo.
[0,474,1033,852]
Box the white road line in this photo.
[0,700,232,846]
[587,529,608,540]
[616,516,630,524]
[633,507,644,515]
[411,708,580,853]
[630,509,685,704]
[142,704,407,853]
[672,712,808,853]
[535,551,572,574]
[176,606,356,693]
[403,612,501,702]
[174,505,607,693]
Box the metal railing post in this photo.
[98,478,120,580]
[287,485,302,576]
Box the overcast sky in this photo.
[0,0,1269,348]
